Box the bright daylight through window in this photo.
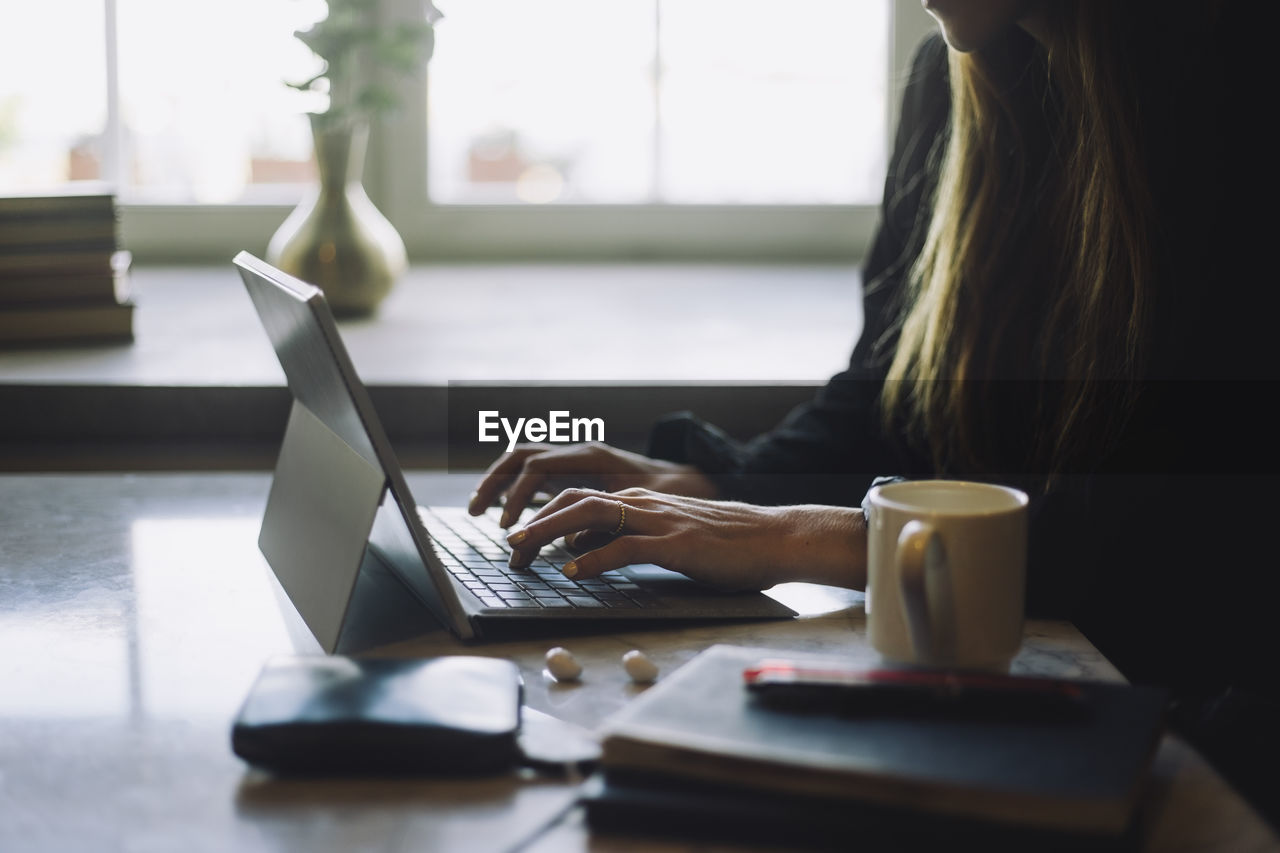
[0,0,324,202]
[428,0,889,205]
[1,0,889,211]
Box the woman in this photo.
[473,0,1277,823]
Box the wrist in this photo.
[770,505,867,589]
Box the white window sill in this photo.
[0,262,862,386]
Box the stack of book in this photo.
[586,644,1170,851]
[0,187,134,347]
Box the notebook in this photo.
[588,644,1168,846]
[233,252,796,650]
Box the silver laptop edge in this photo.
[234,251,476,645]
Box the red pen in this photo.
[743,659,1090,721]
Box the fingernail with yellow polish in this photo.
[508,528,527,545]
[561,561,578,578]
[499,509,512,528]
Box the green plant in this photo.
[288,0,442,130]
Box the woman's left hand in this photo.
[504,487,867,591]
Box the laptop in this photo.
[234,252,796,650]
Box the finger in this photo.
[565,528,614,552]
[506,488,601,568]
[523,486,601,526]
[498,447,611,527]
[505,527,608,570]
[507,544,532,570]
[613,486,656,498]
[523,483,658,527]
[561,535,670,581]
[508,494,648,554]
[498,454,561,528]
[469,447,545,515]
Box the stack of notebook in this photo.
[0,186,134,346]
[586,644,1170,852]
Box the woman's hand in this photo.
[468,442,719,527]
[504,487,867,591]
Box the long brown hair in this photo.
[881,4,1159,479]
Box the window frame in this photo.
[117,0,938,263]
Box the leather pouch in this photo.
[231,655,523,775]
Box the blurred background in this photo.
[0,0,926,260]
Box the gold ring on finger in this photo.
[610,501,627,536]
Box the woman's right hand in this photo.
[468,442,719,527]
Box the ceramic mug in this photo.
[865,479,1029,671]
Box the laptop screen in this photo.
[234,251,474,647]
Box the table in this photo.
[1,472,1276,852]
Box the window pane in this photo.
[116,0,325,202]
[659,0,888,204]
[428,0,656,204]
[0,2,108,193]
[426,0,888,205]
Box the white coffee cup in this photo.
[865,479,1029,672]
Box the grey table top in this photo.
[0,471,1275,852]
[0,263,863,471]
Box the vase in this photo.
[266,116,407,317]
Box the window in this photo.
[112,0,323,203]
[0,0,323,202]
[0,0,937,261]
[1,4,108,191]
[428,1,888,206]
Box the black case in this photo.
[231,655,523,775]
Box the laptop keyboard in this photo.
[420,506,661,610]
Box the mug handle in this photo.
[896,520,956,664]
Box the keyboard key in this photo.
[427,510,671,612]
[516,580,551,591]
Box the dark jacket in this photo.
[649,13,1278,824]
